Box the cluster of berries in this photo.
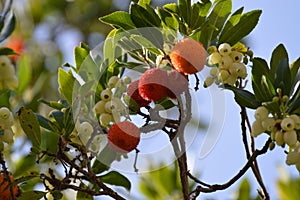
[204,43,247,87]
[0,173,19,199]
[0,107,15,148]
[251,106,300,172]
[0,55,19,91]
[94,76,129,127]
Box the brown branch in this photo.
[189,138,271,199]
[240,106,270,200]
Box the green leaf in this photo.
[157,97,176,110]
[18,107,41,149]
[138,0,151,8]
[13,155,37,177]
[237,179,251,200]
[131,34,161,55]
[58,68,76,104]
[251,57,272,102]
[178,0,192,25]
[0,47,17,55]
[190,1,212,30]
[99,171,131,191]
[199,0,232,47]
[290,57,300,85]
[0,13,16,42]
[75,44,90,71]
[218,10,262,46]
[35,113,56,132]
[41,131,59,154]
[130,3,161,27]
[157,7,178,30]
[76,183,93,200]
[224,85,260,109]
[38,99,66,110]
[221,7,244,36]
[17,55,32,93]
[274,58,291,95]
[99,11,136,30]
[163,3,178,14]
[18,191,46,200]
[92,145,117,174]
[277,178,300,200]
[270,44,289,80]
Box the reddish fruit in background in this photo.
[126,80,150,107]
[138,68,169,101]
[170,38,206,75]
[5,35,24,62]
[108,121,141,153]
[167,70,189,98]
[0,173,19,200]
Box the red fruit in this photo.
[167,70,189,98]
[5,35,24,62]
[127,80,150,107]
[0,173,19,200]
[170,38,206,75]
[108,121,141,153]
[138,68,169,101]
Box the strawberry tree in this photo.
[0,0,300,199]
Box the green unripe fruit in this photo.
[99,113,112,127]
[101,89,113,102]
[286,151,299,165]
[284,130,297,147]
[107,76,120,89]
[220,56,233,70]
[262,117,275,132]
[251,120,265,137]
[275,131,284,146]
[290,115,300,130]
[281,117,295,131]
[78,122,93,135]
[94,100,106,114]
[208,52,222,65]
[210,67,219,77]
[203,76,214,88]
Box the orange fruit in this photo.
[170,38,206,75]
[108,121,141,153]
[0,173,19,200]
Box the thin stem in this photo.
[189,138,271,199]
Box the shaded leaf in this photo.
[270,44,289,80]
[18,191,46,200]
[0,13,16,42]
[190,1,212,30]
[99,171,131,191]
[99,11,136,30]
[274,58,291,95]
[58,68,76,104]
[219,10,262,46]
[17,55,32,93]
[221,7,244,36]
[18,107,41,148]
[290,57,300,86]
[0,47,17,55]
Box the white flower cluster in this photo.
[0,107,15,148]
[93,76,130,127]
[252,106,300,172]
[204,43,247,87]
[0,56,18,91]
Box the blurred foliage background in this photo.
[1,0,299,199]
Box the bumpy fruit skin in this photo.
[0,173,19,200]
[167,70,189,98]
[108,121,140,153]
[138,68,169,101]
[170,38,206,75]
[127,80,150,107]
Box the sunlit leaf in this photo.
[99,11,136,30]
[58,68,76,105]
[99,171,131,191]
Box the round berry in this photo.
[0,173,19,199]
[254,106,269,121]
[218,69,230,82]
[94,100,106,114]
[101,89,113,102]
[289,114,300,130]
[99,113,112,127]
[0,107,14,127]
[170,38,206,75]
[108,121,141,153]
[105,98,123,113]
[138,68,169,101]
[0,128,14,144]
[107,76,119,89]
[122,76,132,84]
[284,130,298,147]
[218,43,232,56]
[219,56,233,70]
[127,80,150,107]
[235,63,247,79]
[281,117,295,131]
[275,131,284,146]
